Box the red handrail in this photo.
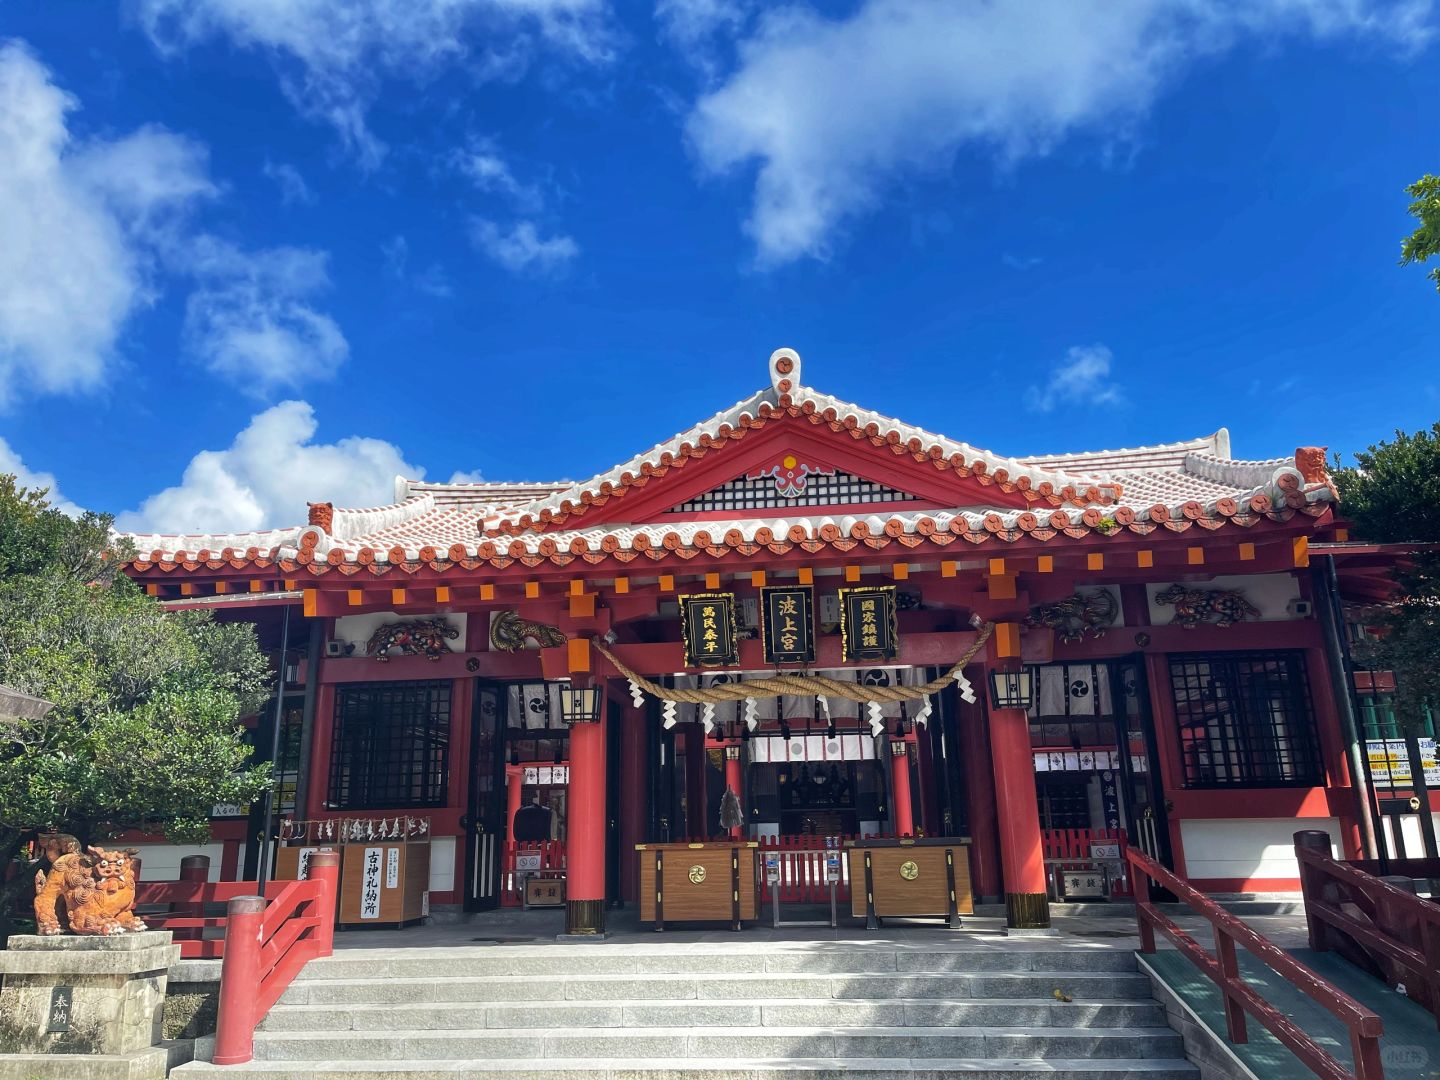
[1127,846,1384,1080]
[212,849,339,1066]
[1294,829,1440,1029]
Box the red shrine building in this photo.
[121,348,1398,934]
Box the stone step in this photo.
[248,1026,1186,1062]
[259,997,1168,1032]
[297,948,1141,981]
[280,970,1155,1006]
[174,1055,1200,1080]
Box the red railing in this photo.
[1128,846,1385,1080]
[1294,829,1440,1029]
[211,850,339,1066]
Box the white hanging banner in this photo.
[628,679,645,708]
[957,673,977,704]
[700,702,716,734]
[743,698,758,730]
[662,700,678,729]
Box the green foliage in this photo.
[1399,174,1440,294]
[1333,425,1440,733]
[0,478,271,852]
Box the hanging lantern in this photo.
[559,683,603,724]
[988,667,1036,710]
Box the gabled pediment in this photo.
[485,349,1123,537]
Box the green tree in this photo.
[0,478,271,935]
[1400,174,1440,294]
[1332,423,1440,732]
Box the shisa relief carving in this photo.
[1155,583,1260,629]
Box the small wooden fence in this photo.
[1042,827,1131,897]
[1128,845,1385,1080]
[500,839,567,907]
[1294,829,1440,1030]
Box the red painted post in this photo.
[889,740,915,836]
[506,765,524,844]
[175,855,210,942]
[988,697,1050,929]
[1132,856,1156,953]
[1293,830,1333,952]
[725,746,744,839]
[1215,927,1249,1043]
[565,699,607,935]
[309,849,339,956]
[212,895,266,1066]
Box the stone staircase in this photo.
[175,942,1198,1079]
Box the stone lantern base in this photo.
[0,930,179,1080]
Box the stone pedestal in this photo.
[0,930,179,1080]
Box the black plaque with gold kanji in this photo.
[839,585,899,662]
[679,593,739,667]
[761,586,815,665]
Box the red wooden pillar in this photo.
[565,696,607,936]
[684,722,706,838]
[889,741,915,836]
[961,674,1002,899]
[988,699,1050,929]
[985,625,1051,931]
[505,765,523,844]
[724,746,744,839]
[618,700,648,901]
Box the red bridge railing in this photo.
[210,850,339,1066]
[1294,829,1440,1030]
[1127,846,1385,1080]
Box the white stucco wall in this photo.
[129,842,225,881]
[1179,817,1340,885]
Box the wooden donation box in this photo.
[636,842,759,931]
[845,837,973,929]
[275,817,431,927]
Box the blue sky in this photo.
[1,0,1437,533]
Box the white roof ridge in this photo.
[1018,430,1227,467]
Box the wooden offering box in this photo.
[337,842,429,926]
[636,842,759,931]
[846,838,973,928]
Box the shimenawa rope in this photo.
[591,620,994,705]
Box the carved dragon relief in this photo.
[489,610,567,653]
[34,838,148,936]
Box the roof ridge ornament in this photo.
[769,347,801,398]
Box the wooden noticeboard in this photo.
[845,838,973,928]
[636,842,758,930]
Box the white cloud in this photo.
[136,0,615,166]
[448,469,487,483]
[453,139,544,212]
[470,218,579,274]
[656,0,754,74]
[1027,344,1124,412]
[0,42,214,403]
[686,0,1434,265]
[179,238,348,392]
[262,159,315,205]
[117,400,424,533]
[382,234,455,297]
[0,437,82,516]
